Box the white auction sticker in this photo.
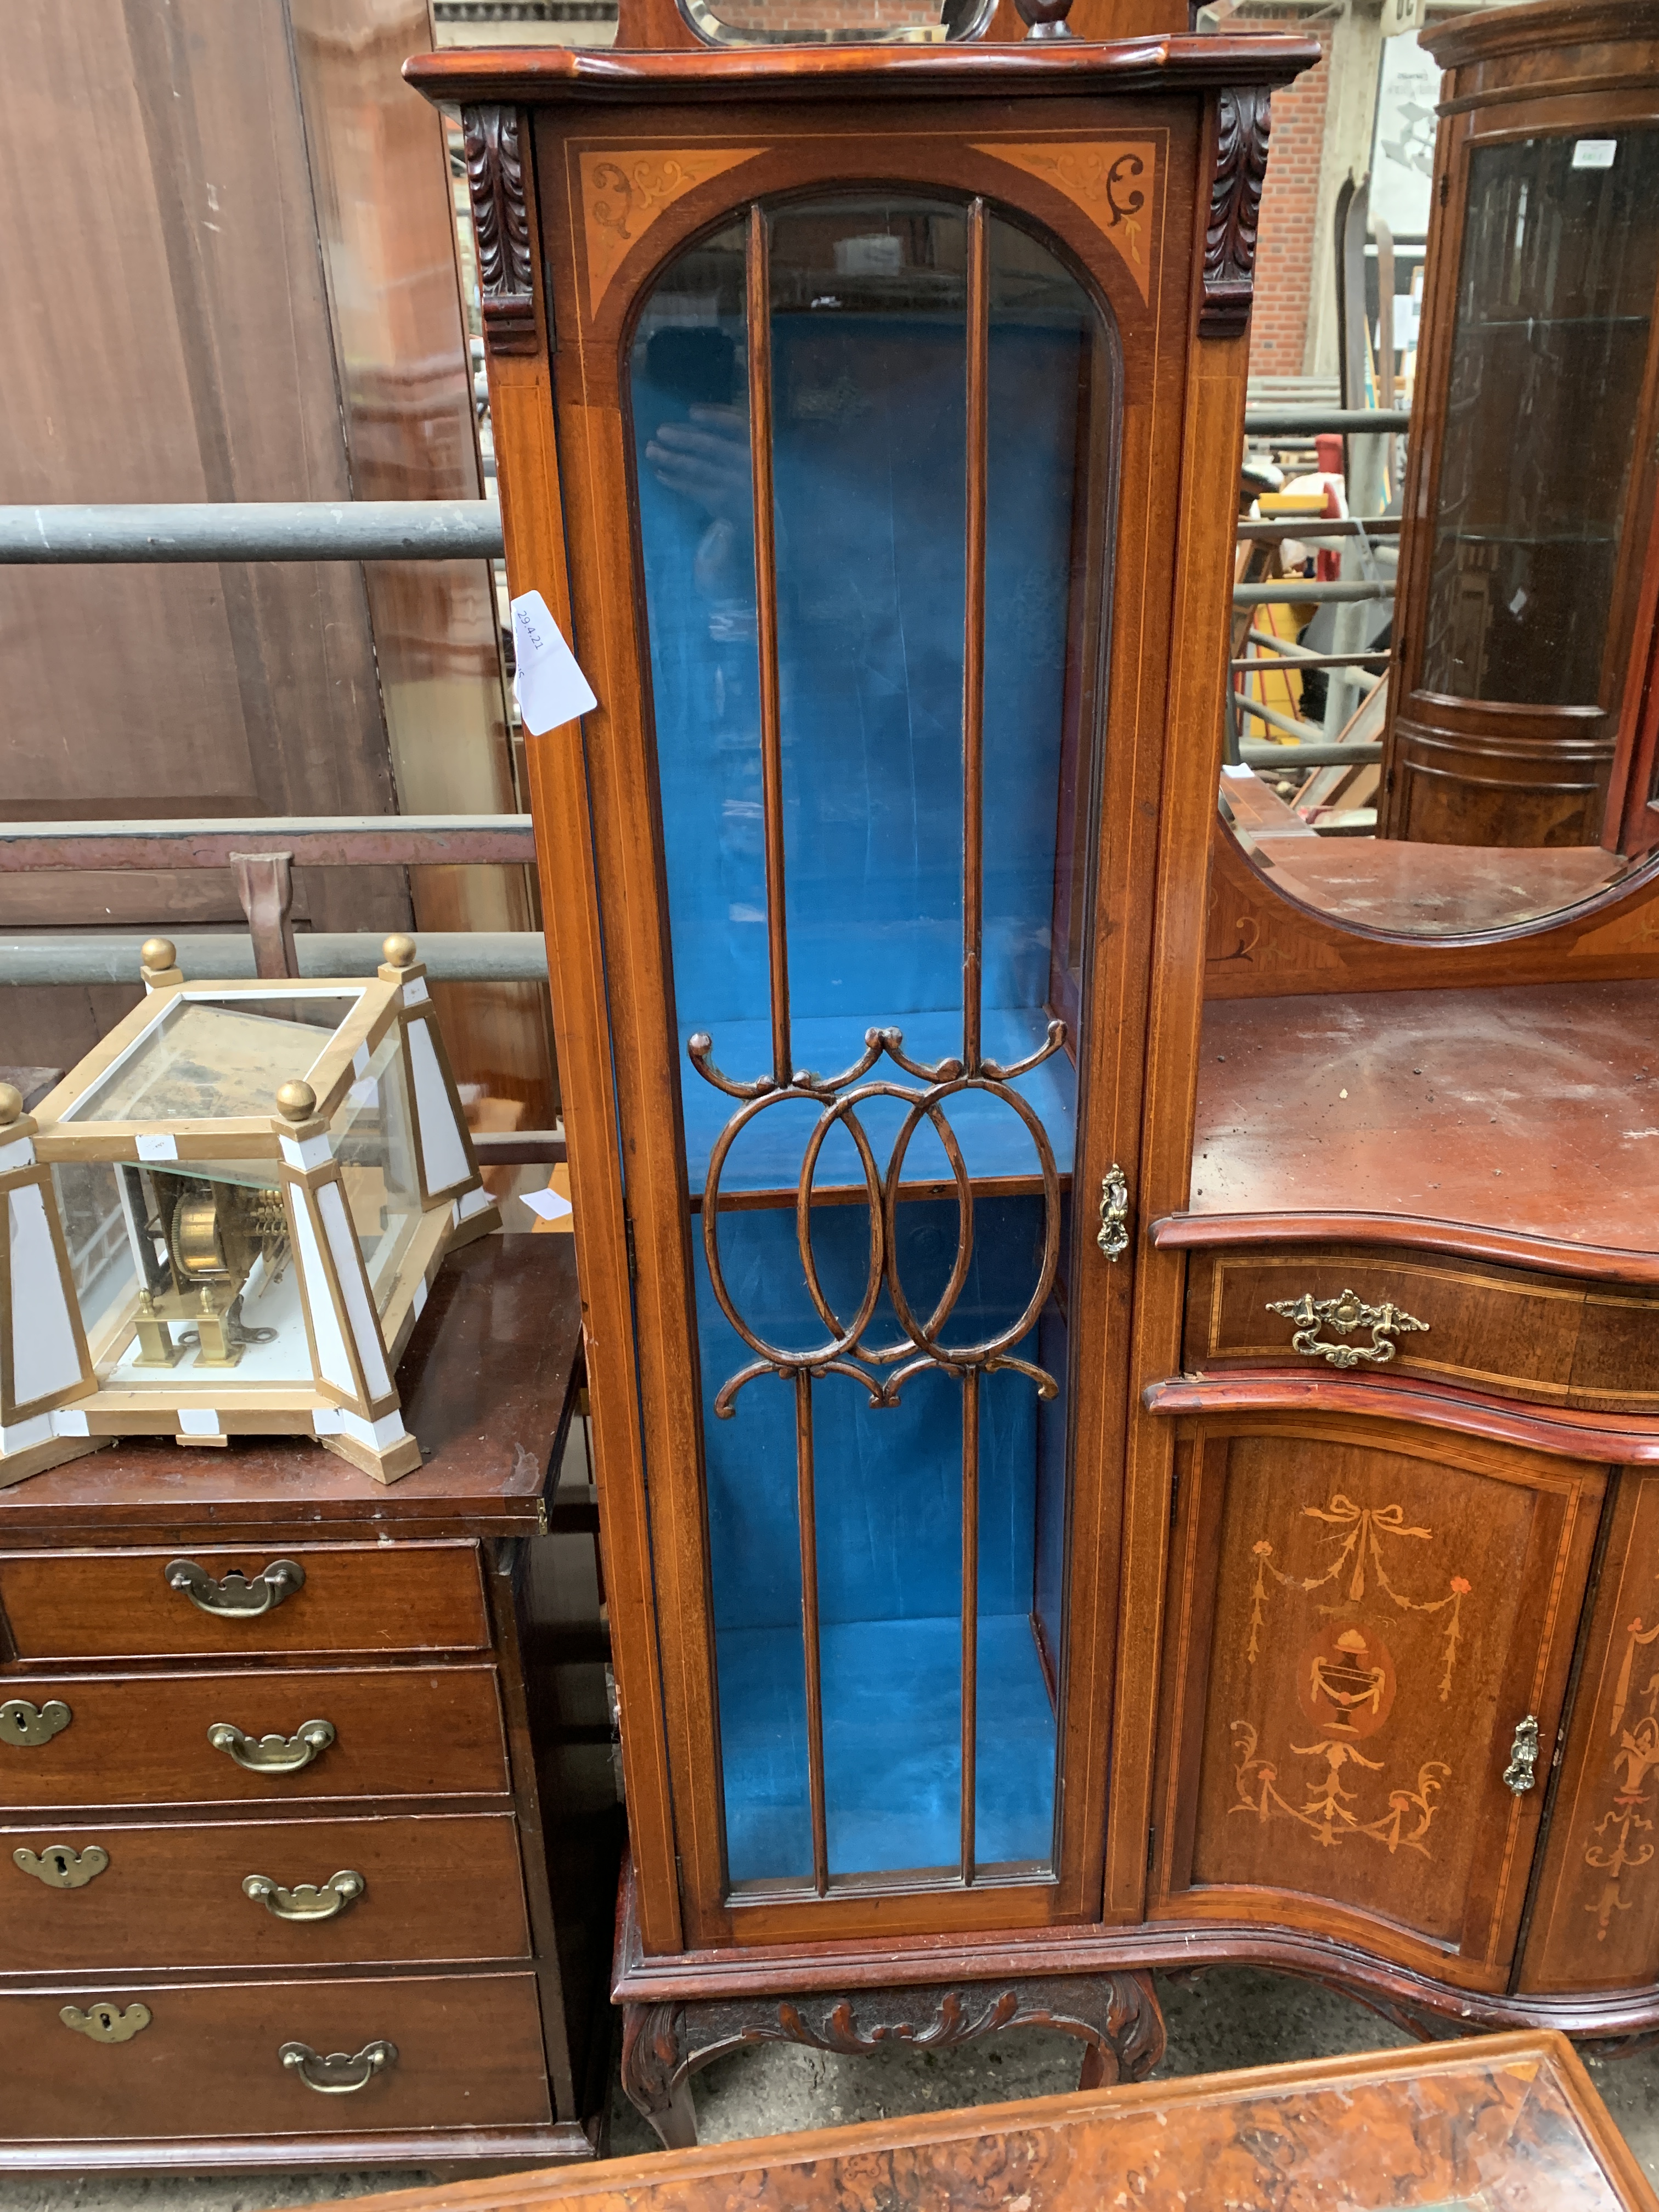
[511,589,598,735]
[521,1186,574,1222]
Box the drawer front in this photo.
[0,1667,507,1809]
[0,1543,489,1662]
[1186,1246,1659,1413]
[0,1972,550,2139]
[0,1812,528,1972]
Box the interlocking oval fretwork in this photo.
[691,1024,1066,1418]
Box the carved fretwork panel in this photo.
[462,105,538,355]
[1520,1472,1659,1996]
[1198,86,1269,338]
[1152,1422,1602,1990]
[621,1972,1165,2150]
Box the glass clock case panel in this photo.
[329,1025,425,1316]
[1423,129,1659,710]
[65,991,364,1125]
[629,193,1111,1893]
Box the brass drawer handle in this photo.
[166,1557,304,1618]
[208,1718,335,1774]
[0,1699,71,1749]
[244,1869,365,1922]
[61,2001,150,2044]
[15,1843,109,1889]
[1097,1165,1130,1261]
[1266,1288,1429,1369]
[279,2038,397,2094]
[1504,1713,1541,1795]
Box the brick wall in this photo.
[1248,12,1333,376]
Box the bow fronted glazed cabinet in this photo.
[415,0,1659,2146]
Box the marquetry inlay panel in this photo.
[971,142,1158,301]
[580,148,765,318]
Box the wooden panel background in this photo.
[0,0,551,1121]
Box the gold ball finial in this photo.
[276,1079,318,1123]
[141,936,177,972]
[0,1083,22,1128]
[382,934,417,970]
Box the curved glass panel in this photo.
[1423,129,1659,708]
[629,195,1112,1891]
[1218,128,1659,939]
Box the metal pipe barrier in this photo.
[0,816,536,871]
[0,931,548,989]
[1243,408,1412,435]
[1238,740,1383,770]
[0,501,505,563]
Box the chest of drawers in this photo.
[0,1233,616,2177]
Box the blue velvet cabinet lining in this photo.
[628,193,1107,1894]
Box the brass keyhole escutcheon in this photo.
[61,2001,150,2045]
[1504,1713,1541,1795]
[0,1699,71,1749]
[15,1843,108,1890]
[1097,1164,1130,1261]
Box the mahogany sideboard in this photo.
[0,1232,617,2175]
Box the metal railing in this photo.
[3,404,1414,996]
[0,501,504,563]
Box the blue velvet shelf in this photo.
[716,1613,1057,1884]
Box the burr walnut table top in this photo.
[307,2033,1654,2212]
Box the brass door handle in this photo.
[208,1719,335,1774]
[279,2038,397,2094]
[0,1699,71,1749]
[1504,1713,1541,1795]
[15,1843,109,1889]
[1097,1165,1130,1261]
[1265,1288,1429,1369]
[166,1557,304,1618]
[244,1869,365,1922]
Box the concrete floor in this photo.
[4,1968,1657,2210]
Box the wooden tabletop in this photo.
[1190,980,1659,1262]
[0,1233,584,1537]
[291,2032,1654,2212]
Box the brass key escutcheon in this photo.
[279,2038,397,2093]
[1504,1713,1541,1795]
[166,1557,304,1618]
[1097,1164,1129,1261]
[61,2001,150,2045]
[15,1843,108,1889]
[208,1718,335,1774]
[0,1699,71,1749]
[244,1869,365,1922]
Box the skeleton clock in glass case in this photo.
[411,0,1317,2143]
[1,934,494,1486]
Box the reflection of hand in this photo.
[646,404,752,526]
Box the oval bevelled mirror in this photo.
[1221,121,1659,940]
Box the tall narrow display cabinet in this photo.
[414,1,1659,2147]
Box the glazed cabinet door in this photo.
[536,91,1201,1945]
[1149,1416,1604,1991]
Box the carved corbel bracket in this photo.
[462,105,538,357]
[1199,86,1271,340]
